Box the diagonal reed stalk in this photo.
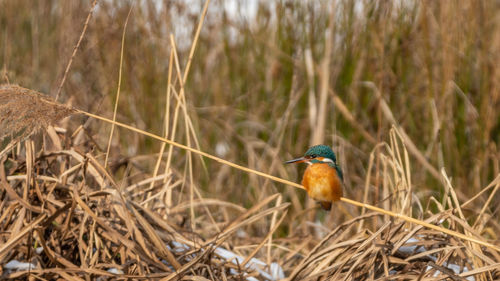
[77,108,500,253]
[54,0,97,101]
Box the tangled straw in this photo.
[1,85,498,252]
[78,109,499,253]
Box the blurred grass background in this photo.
[1,0,499,223]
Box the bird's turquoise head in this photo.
[285,145,337,165]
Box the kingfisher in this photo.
[285,145,343,210]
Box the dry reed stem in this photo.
[169,35,197,230]
[146,1,210,223]
[104,5,133,169]
[311,1,334,146]
[55,0,97,101]
[360,81,442,180]
[242,208,288,268]
[169,33,220,232]
[148,49,174,197]
[183,0,210,85]
[332,94,377,144]
[0,214,47,261]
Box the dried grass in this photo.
[0,85,75,156]
[2,1,500,279]
[0,125,290,279]
[0,87,499,280]
[0,85,74,140]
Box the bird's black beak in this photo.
[284,157,308,164]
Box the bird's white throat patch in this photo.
[317,157,334,163]
[307,157,334,165]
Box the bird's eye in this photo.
[310,154,317,158]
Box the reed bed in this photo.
[0,85,499,280]
[1,0,500,280]
[0,91,288,279]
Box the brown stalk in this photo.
[55,0,98,101]
[104,5,133,168]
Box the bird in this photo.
[285,145,343,210]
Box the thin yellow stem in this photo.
[104,6,133,168]
[182,0,210,84]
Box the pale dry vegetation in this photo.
[0,0,499,280]
[0,85,75,147]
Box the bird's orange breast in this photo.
[302,163,343,204]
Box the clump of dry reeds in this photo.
[0,110,289,279]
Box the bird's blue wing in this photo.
[335,165,344,182]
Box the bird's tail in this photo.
[320,201,332,210]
